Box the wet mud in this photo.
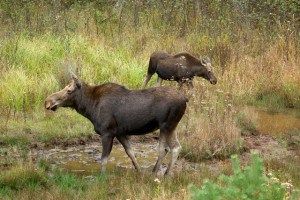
[34,142,159,174]
[3,108,300,175]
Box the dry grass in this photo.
[178,83,241,161]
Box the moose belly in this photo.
[157,71,177,81]
[120,119,159,136]
[157,68,192,81]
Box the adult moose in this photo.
[142,51,217,89]
[45,74,188,175]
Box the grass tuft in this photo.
[0,164,48,191]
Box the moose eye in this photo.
[67,90,72,94]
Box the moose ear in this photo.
[71,74,82,89]
[206,57,211,63]
[200,57,207,66]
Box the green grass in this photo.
[235,111,258,134]
[0,160,220,200]
[0,34,149,113]
[0,164,48,191]
[0,135,30,147]
[0,109,94,146]
[1,31,299,113]
[255,92,291,114]
[0,153,299,200]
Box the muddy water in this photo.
[39,107,300,174]
[253,108,300,135]
[36,142,159,174]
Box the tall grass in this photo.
[1,30,299,111]
[179,84,241,161]
[0,163,48,191]
[0,23,299,156]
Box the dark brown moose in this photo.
[143,51,217,89]
[44,75,188,175]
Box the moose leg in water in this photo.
[152,134,168,174]
[153,106,183,175]
[99,134,114,173]
[117,136,141,171]
[165,133,181,175]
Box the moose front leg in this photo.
[100,134,114,173]
[187,81,194,90]
[157,77,163,87]
[177,80,184,90]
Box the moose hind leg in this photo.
[165,133,181,175]
[117,136,141,172]
[153,134,168,175]
[142,73,153,89]
[159,106,185,175]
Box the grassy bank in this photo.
[0,160,222,200]
[1,152,299,200]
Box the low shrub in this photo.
[189,151,300,200]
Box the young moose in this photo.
[45,75,188,175]
[143,51,217,89]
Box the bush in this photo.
[189,151,300,200]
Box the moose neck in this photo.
[191,65,207,78]
[73,84,98,123]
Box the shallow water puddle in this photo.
[36,143,158,174]
[37,108,300,174]
[249,107,300,135]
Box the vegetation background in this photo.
[0,0,299,199]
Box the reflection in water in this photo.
[252,108,300,135]
[38,143,158,174]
